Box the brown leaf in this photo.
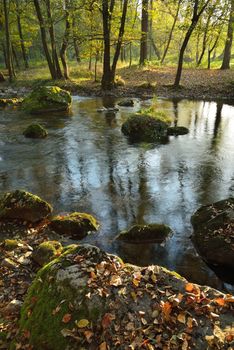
[102,313,114,329]
[84,330,94,343]
[161,301,172,320]
[109,274,122,286]
[99,341,107,350]
[177,313,186,324]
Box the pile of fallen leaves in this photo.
[18,245,234,350]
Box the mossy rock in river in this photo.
[0,190,52,223]
[121,115,168,142]
[116,223,172,243]
[23,123,48,138]
[167,126,189,136]
[18,244,234,350]
[49,212,99,239]
[22,86,71,114]
[32,241,63,266]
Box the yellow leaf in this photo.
[132,278,140,287]
[131,291,137,302]
[109,274,122,286]
[76,319,89,328]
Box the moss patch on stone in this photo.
[0,98,23,107]
[32,241,63,266]
[50,212,99,239]
[121,114,169,143]
[116,223,172,243]
[22,86,72,114]
[0,190,53,222]
[23,123,48,139]
[2,239,21,251]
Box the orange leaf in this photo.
[214,298,225,306]
[84,330,94,343]
[62,313,72,323]
[177,313,186,324]
[185,283,194,292]
[99,342,107,350]
[161,301,172,320]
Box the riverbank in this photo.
[0,66,234,101]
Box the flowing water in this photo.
[0,96,234,289]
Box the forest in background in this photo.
[0,0,233,90]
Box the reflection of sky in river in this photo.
[0,97,233,289]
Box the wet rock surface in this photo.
[23,123,48,138]
[191,198,234,271]
[167,126,189,136]
[116,223,172,243]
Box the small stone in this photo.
[23,123,48,139]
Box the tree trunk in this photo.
[197,14,211,66]
[60,0,71,80]
[45,0,63,78]
[16,0,29,69]
[12,45,20,69]
[33,0,57,79]
[161,0,181,64]
[220,0,234,69]
[101,0,113,90]
[3,0,15,82]
[174,0,210,87]
[139,0,149,65]
[72,17,81,63]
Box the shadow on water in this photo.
[0,97,234,290]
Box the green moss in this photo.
[3,239,21,251]
[117,223,172,243]
[0,190,53,222]
[0,98,23,107]
[19,246,105,350]
[22,86,72,114]
[23,123,48,138]
[32,241,63,266]
[50,212,99,239]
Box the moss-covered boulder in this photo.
[18,244,234,350]
[23,123,48,139]
[49,212,99,239]
[118,99,134,107]
[116,223,172,243]
[0,98,23,107]
[32,241,63,266]
[191,198,234,271]
[167,126,189,136]
[0,190,52,222]
[22,86,72,114]
[121,115,168,142]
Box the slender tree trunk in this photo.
[129,41,132,67]
[45,0,63,78]
[101,0,113,90]
[2,44,8,69]
[139,0,149,65]
[150,37,161,60]
[111,0,128,80]
[3,0,15,81]
[12,45,20,69]
[221,0,234,69]
[207,32,221,69]
[174,0,210,87]
[33,0,57,79]
[16,0,29,69]
[161,0,181,64]
[60,0,71,80]
[72,17,80,63]
[197,15,211,66]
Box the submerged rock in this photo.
[0,190,52,223]
[23,123,48,138]
[97,107,119,112]
[0,98,23,107]
[49,212,99,239]
[121,114,168,142]
[22,86,71,114]
[167,126,189,136]
[32,241,63,266]
[118,99,134,107]
[191,198,234,270]
[18,244,234,350]
[117,223,171,243]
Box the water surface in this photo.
[0,96,233,289]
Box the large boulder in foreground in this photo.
[49,212,99,239]
[117,223,171,243]
[0,190,52,222]
[121,115,168,142]
[22,86,71,114]
[19,244,234,350]
[191,198,234,270]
